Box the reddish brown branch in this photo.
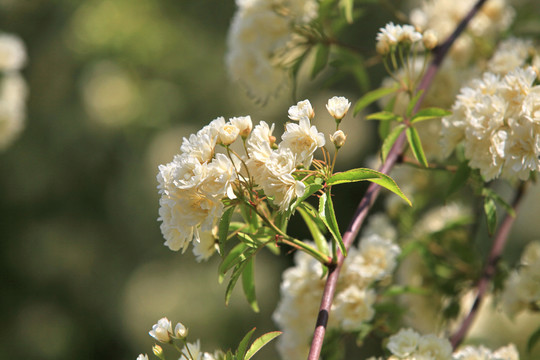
[307,1,489,358]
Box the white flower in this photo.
[332,285,376,331]
[218,122,240,146]
[182,340,202,360]
[492,344,519,360]
[488,37,534,75]
[326,96,351,120]
[230,115,253,138]
[136,354,148,360]
[387,328,421,358]
[347,234,401,281]
[192,229,217,262]
[149,317,173,343]
[288,99,314,121]
[0,72,28,150]
[280,117,325,168]
[0,33,26,71]
[416,334,452,360]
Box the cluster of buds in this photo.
[148,317,189,343]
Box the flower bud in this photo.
[137,354,149,360]
[218,122,240,146]
[422,29,438,50]
[326,96,351,121]
[149,317,173,343]
[376,39,390,55]
[174,322,189,339]
[330,130,347,149]
[152,345,164,357]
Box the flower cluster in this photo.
[441,66,540,181]
[157,98,333,254]
[382,328,519,360]
[487,37,538,76]
[272,215,400,359]
[375,22,436,55]
[141,318,221,360]
[226,0,318,102]
[0,32,27,151]
[500,241,540,318]
[409,0,514,64]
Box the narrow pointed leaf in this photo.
[327,168,411,206]
[241,258,259,312]
[410,107,452,123]
[382,124,406,162]
[484,197,497,236]
[366,111,402,122]
[244,331,282,360]
[319,193,346,257]
[218,206,236,254]
[236,328,256,360]
[298,206,329,256]
[527,325,540,353]
[339,0,354,23]
[482,188,516,217]
[225,260,249,306]
[406,89,424,117]
[311,43,330,79]
[354,85,399,115]
[406,126,428,167]
[219,243,249,283]
[289,181,324,215]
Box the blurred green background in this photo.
[1,1,540,359]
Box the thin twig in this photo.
[307,1,489,358]
[450,181,528,349]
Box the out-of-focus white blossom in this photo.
[0,33,26,71]
[387,328,421,358]
[192,229,217,262]
[288,99,315,121]
[136,354,149,360]
[500,240,540,317]
[409,0,514,64]
[376,22,422,48]
[326,96,351,121]
[488,38,536,75]
[273,216,400,359]
[441,67,540,181]
[149,317,173,343]
[226,0,318,102]
[453,343,520,360]
[417,334,453,359]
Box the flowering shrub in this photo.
[139,0,540,359]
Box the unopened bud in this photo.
[152,345,164,358]
[326,96,351,121]
[174,322,188,339]
[422,29,438,50]
[330,130,347,149]
[230,116,252,138]
[376,39,390,55]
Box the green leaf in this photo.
[484,197,497,236]
[339,0,354,23]
[242,258,259,312]
[289,181,324,215]
[527,325,540,353]
[225,260,249,306]
[382,285,430,296]
[219,243,249,283]
[366,111,402,122]
[218,206,236,254]
[311,43,330,79]
[298,205,329,256]
[244,331,282,360]
[406,89,424,118]
[382,124,406,162]
[406,126,428,167]
[319,193,346,257]
[354,85,399,115]
[327,168,411,206]
[236,328,256,360]
[410,107,452,123]
[446,161,471,198]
